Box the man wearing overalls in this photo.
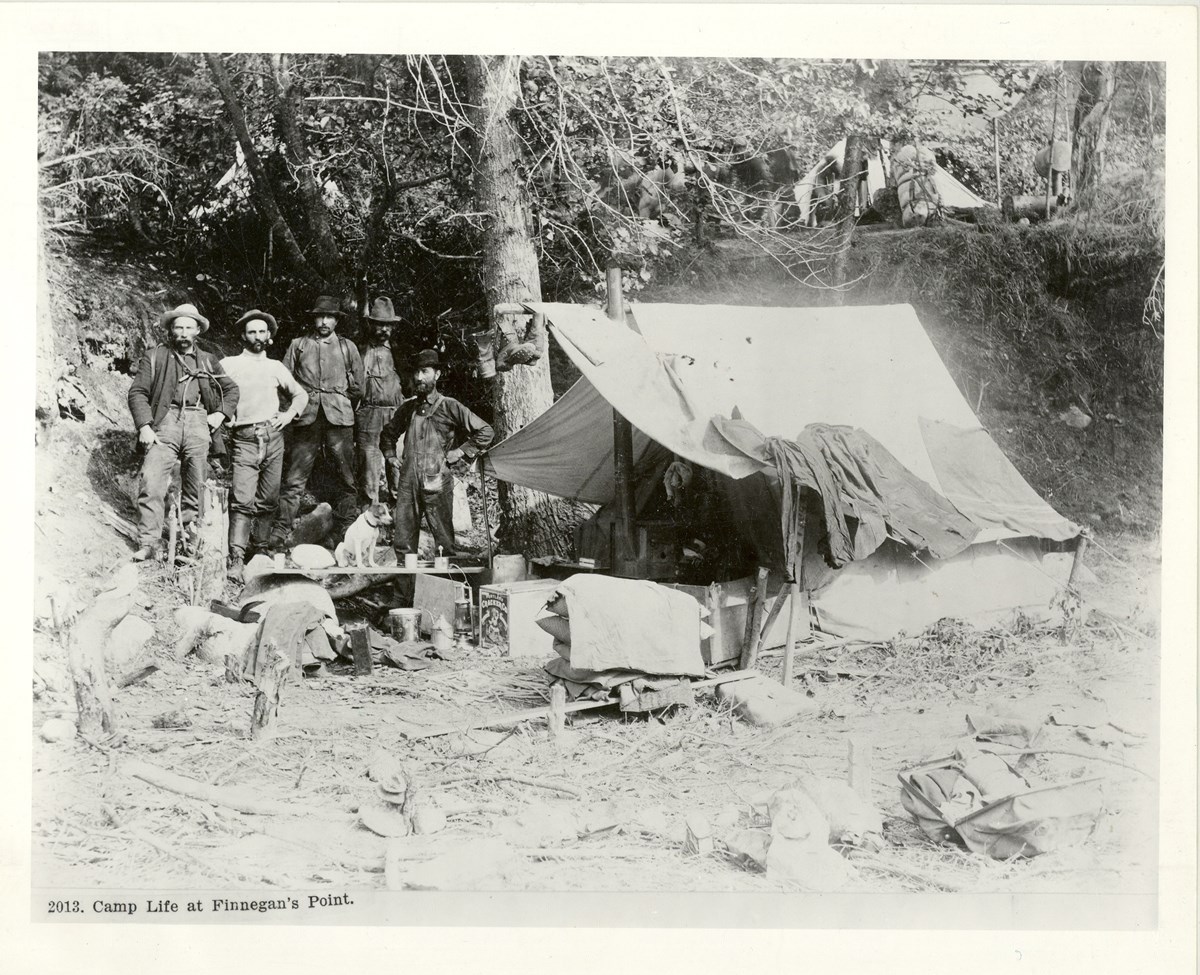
[270,295,364,546]
[219,310,309,579]
[379,348,494,571]
[127,303,240,561]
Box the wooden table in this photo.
[265,566,487,576]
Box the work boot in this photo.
[131,545,158,562]
[228,512,252,564]
[226,553,244,584]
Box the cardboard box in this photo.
[478,578,562,659]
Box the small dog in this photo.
[335,503,393,567]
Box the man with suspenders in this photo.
[269,295,364,548]
[127,303,239,561]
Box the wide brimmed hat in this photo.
[234,309,278,336]
[159,303,209,334]
[367,296,401,323]
[308,295,347,318]
[413,348,441,369]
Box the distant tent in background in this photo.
[794,138,995,227]
[485,302,1080,642]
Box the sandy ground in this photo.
[31,422,1161,896]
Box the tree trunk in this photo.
[829,133,865,302]
[1071,61,1116,210]
[267,54,346,285]
[205,53,326,288]
[459,55,578,558]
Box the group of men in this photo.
[126,295,494,581]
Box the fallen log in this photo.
[121,757,350,818]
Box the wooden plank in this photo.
[399,669,760,741]
[619,682,695,713]
[739,567,770,671]
[781,579,801,687]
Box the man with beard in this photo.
[219,310,309,579]
[379,349,493,575]
[270,295,364,548]
[355,296,406,507]
[127,303,239,561]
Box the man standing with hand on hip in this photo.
[355,296,406,507]
[219,310,309,579]
[270,295,364,548]
[127,303,239,562]
[379,349,494,572]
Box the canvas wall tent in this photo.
[485,302,1080,641]
[794,138,994,226]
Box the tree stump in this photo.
[249,644,290,740]
[199,479,229,604]
[67,565,138,741]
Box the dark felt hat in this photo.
[234,309,278,336]
[159,303,210,334]
[308,295,347,318]
[367,296,401,323]
[413,348,441,369]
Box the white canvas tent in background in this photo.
[794,138,995,226]
[485,302,1080,641]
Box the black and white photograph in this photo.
[11,2,1197,971]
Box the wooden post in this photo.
[1068,529,1092,590]
[199,479,228,604]
[66,566,136,741]
[477,455,494,570]
[166,495,180,568]
[739,566,770,671]
[607,264,637,566]
[548,682,567,746]
[349,623,374,676]
[705,582,724,668]
[780,579,801,686]
[847,737,874,804]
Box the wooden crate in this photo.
[413,574,470,636]
[478,578,563,659]
[664,576,810,668]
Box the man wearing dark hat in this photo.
[355,296,406,506]
[127,303,240,561]
[220,310,310,578]
[270,295,364,546]
[379,349,494,570]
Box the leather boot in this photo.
[228,511,252,563]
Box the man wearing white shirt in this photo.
[220,310,309,578]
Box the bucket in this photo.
[389,608,423,642]
[433,556,450,572]
[404,553,419,569]
[490,554,527,584]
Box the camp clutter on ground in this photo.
[47,297,1139,893]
